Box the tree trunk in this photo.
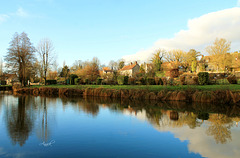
[44,71,47,85]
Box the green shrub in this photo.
[216,79,229,85]
[117,76,129,85]
[117,76,124,85]
[45,80,57,85]
[70,74,78,85]
[123,76,129,85]
[96,78,103,85]
[147,77,155,85]
[0,81,6,85]
[74,78,82,85]
[198,72,209,85]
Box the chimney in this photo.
[135,61,137,65]
[130,62,132,65]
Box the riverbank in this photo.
[13,85,240,104]
[30,84,240,91]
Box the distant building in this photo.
[2,74,18,85]
[231,55,240,72]
[203,56,215,71]
[99,67,114,78]
[119,61,140,77]
[102,67,114,74]
[143,63,153,73]
[203,54,235,72]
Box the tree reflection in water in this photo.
[5,96,35,146]
[206,114,233,144]
[2,95,240,146]
[36,97,50,142]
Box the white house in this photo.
[119,61,140,77]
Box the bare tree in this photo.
[5,32,36,86]
[165,49,186,68]
[108,60,118,70]
[37,38,55,85]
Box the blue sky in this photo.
[0,0,239,67]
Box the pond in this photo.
[0,94,240,158]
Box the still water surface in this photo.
[0,94,240,158]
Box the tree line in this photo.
[3,32,239,86]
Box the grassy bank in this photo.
[14,84,240,104]
[31,84,240,92]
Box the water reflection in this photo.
[0,94,240,158]
[36,97,50,142]
[4,96,35,146]
[206,114,233,144]
[80,97,240,145]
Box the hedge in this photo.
[97,78,103,85]
[70,74,78,85]
[46,80,57,85]
[198,72,209,85]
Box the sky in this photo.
[0,0,240,67]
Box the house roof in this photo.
[102,67,113,72]
[120,63,138,71]
[102,67,111,71]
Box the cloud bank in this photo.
[123,7,240,62]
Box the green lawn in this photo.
[31,84,240,92]
[0,85,12,87]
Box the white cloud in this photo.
[0,14,9,23]
[124,110,240,158]
[237,0,240,6]
[123,7,240,62]
[16,7,29,17]
[0,7,29,24]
